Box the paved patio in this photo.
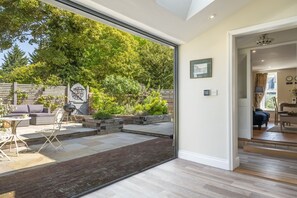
[0,132,156,176]
[0,122,173,175]
[11,123,97,143]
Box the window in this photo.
[261,72,277,110]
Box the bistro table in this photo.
[0,116,31,156]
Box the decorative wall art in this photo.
[190,58,212,79]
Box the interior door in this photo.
[238,49,252,139]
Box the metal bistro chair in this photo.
[0,129,11,160]
[36,108,66,152]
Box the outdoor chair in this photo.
[0,129,11,160]
[36,108,66,152]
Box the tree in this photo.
[0,62,62,85]
[1,44,28,72]
[0,0,173,89]
[136,38,174,89]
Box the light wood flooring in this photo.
[83,159,297,198]
[253,122,297,144]
[236,149,297,186]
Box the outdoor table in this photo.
[0,116,31,156]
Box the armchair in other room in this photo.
[253,108,270,130]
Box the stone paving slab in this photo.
[15,123,96,140]
[123,122,173,137]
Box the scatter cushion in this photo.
[28,105,44,113]
[11,105,29,113]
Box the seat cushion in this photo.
[28,105,44,113]
[29,113,54,117]
[11,105,29,113]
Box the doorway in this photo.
[228,16,297,170]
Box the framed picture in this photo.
[190,58,212,78]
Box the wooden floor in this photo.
[83,159,297,198]
[236,149,297,186]
[253,122,297,144]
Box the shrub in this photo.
[36,95,65,112]
[89,87,125,115]
[92,111,113,120]
[8,89,28,105]
[134,90,168,115]
[101,75,142,105]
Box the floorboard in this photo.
[236,149,297,186]
[83,159,297,198]
[253,122,297,144]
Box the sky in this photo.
[0,41,37,65]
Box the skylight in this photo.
[156,0,215,21]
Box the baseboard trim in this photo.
[178,150,230,170]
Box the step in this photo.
[239,138,297,151]
[243,144,297,159]
[122,128,173,139]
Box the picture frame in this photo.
[190,58,212,78]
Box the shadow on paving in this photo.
[0,138,174,198]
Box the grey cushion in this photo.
[11,105,29,113]
[30,113,54,117]
[28,105,44,113]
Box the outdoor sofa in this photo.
[6,104,54,126]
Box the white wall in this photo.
[178,0,297,170]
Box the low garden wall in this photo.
[115,114,171,125]
[82,118,124,134]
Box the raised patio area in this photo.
[0,122,174,176]
[0,121,174,197]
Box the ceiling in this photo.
[236,28,297,71]
[251,43,297,71]
[64,0,251,44]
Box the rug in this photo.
[267,125,297,133]
[0,138,174,198]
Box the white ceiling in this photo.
[251,43,297,71]
[236,28,297,71]
[67,0,251,44]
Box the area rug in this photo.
[0,138,174,198]
[267,125,297,133]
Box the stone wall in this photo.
[82,118,124,134]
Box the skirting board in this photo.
[178,150,230,170]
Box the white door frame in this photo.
[227,16,297,170]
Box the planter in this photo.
[82,118,123,134]
[115,114,171,125]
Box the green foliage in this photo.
[0,98,13,130]
[14,89,28,105]
[0,0,173,90]
[89,88,125,115]
[35,95,64,112]
[8,89,28,105]
[136,38,174,89]
[92,111,112,120]
[0,62,62,85]
[134,90,168,115]
[0,98,12,117]
[1,44,29,72]
[101,75,142,105]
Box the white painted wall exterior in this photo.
[178,0,297,170]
